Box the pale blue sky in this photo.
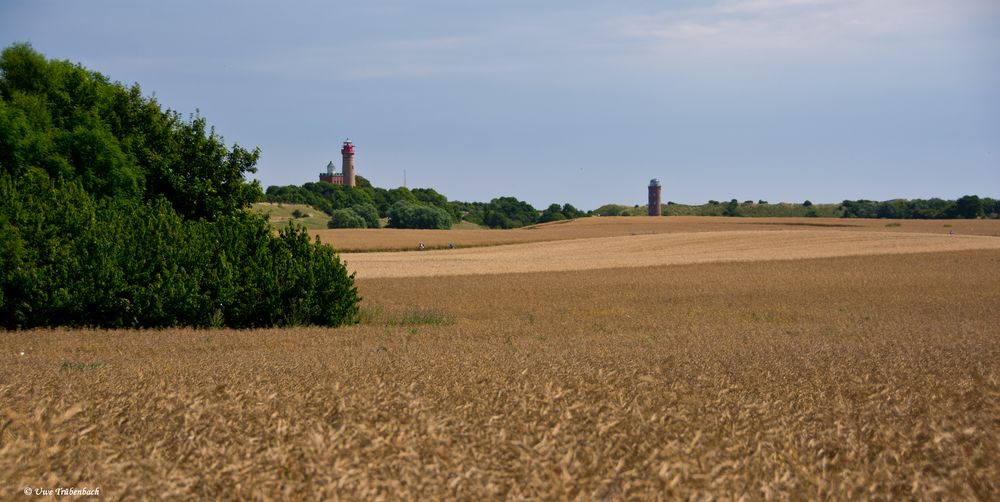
[3,0,998,209]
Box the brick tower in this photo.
[648,179,662,216]
[341,139,356,188]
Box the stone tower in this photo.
[341,139,356,188]
[648,179,662,216]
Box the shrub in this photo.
[722,199,741,217]
[387,201,452,229]
[539,203,567,223]
[328,208,367,229]
[0,174,360,328]
[483,211,515,228]
[350,203,381,229]
[539,211,567,223]
[562,203,585,219]
[480,197,538,228]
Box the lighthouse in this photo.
[341,139,356,188]
[648,179,662,216]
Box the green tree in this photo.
[955,195,983,219]
[387,201,452,229]
[479,197,538,228]
[984,198,1000,218]
[562,203,585,219]
[539,203,567,223]
[0,43,263,220]
[0,44,359,328]
[327,208,367,228]
[350,203,380,228]
[722,199,741,217]
[411,187,448,208]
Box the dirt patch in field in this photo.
[342,229,1000,278]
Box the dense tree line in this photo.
[0,44,359,328]
[265,182,374,217]
[269,178,588,230]
[455,197,585,228]
[266,183,460,229]
[839,196,997,219]
[594,200,835,218]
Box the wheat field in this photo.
[314,216,1000,251]
[2,224,999,499]
[342,229,1000,278]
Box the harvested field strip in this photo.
[341,229,1000,278]
[315,216,1000,252]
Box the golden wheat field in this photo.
[2,222,1000,499]
[314,216,1000,251]
[341,229,1000,278]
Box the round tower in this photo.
[341,139,356,188]
[648,179,662,216]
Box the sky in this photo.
[2,0,999,209]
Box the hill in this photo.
[252,202,332,230]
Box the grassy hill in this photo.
[253,203,487,231]
[452,220,487,230]
[252,202,331,230]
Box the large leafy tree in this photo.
[0,44,359,328]
[387,201,452,229]
[482,196,538,228]
[955,195,983,219]
[0,43,261,220]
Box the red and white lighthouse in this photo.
[341,139,356,188]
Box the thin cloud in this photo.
[607,0,993,53]
[715,0,840,14]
